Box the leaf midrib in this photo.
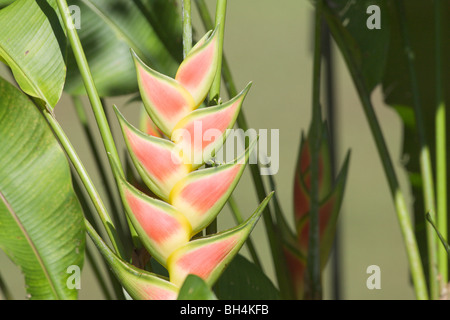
[0,190,59,299]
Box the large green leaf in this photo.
[214,254,281,300]
[64,0,182,97]
[0,77,85,300]
[0,0,66,110]
[323,0,389,93]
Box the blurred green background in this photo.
[0,0,415,299]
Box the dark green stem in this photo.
[306,0,323,300]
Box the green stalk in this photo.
[182,0,193,58]
[71,96,126,243]
[71,172,124,300]
[56,0,140,249]
[306,0,323,300]
[194,0,291,298]
[395,0,439,299]
[322,4,428,300]
[434,0,448,290]
[56,0,122,177]
[43,111,127,260]
[208,0,227,105]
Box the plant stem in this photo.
[434,0,448,291]
[71,96,126,244]
[322,3,428,300]
[209,0,227,105]
[182,0,193,58]
[71,172,125,300]
[194,0,291,298]
[56,0,123,177]
[56,0,141,251]
[395,0,439,299]
[306,0,324,300]
[44,111,127,260]
[322,20,341,300]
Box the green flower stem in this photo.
[434,0,448,290]
[71,96,126,244]
[43,111,127,261]
[395,0,438,299]
[306,0,324,300]
[55,0,123,177]
[182,0,193,58]
[56,0,140,251]
[208,0,227,105]
[71,171,125,300]
[194,0,292,299]
[322,4,428,300]
[227,196,262,270]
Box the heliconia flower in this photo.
[279,122,349,299]
[167,192,273,287]
[293,124,349,261]
[133,27,220,137]
[106,27,269,299]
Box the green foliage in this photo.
[214,255,280,300]
[0,0,66,110]
[0,77,85,300]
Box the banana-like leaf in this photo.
[0,77,85,300]
[167,192,273,287]
[0,0,66,110]
[64,0,181,97]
